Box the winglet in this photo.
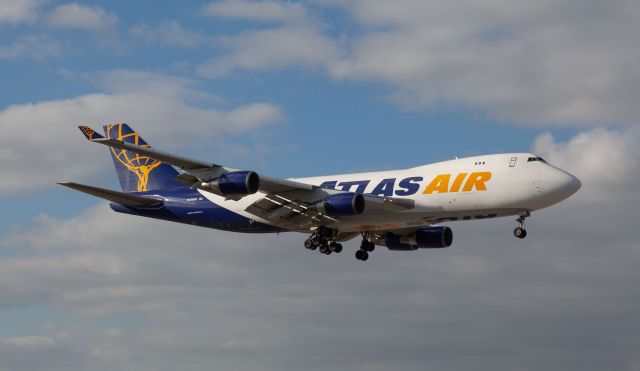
[78,125,104,141]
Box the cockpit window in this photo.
[527,156,547,163]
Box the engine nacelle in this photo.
[201,171,260,196]
[317,193,365,217]
[385,235,418,251]
[385,227,453,251]
[415,226,453,248]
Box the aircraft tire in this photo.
[514,227,527,239]
[319,243,331,254]
[365,242,375,252]
[355,250,368,261]
[360,240,375,252]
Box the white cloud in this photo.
[0,70,283,195]
[201,0,307,23]
[47,3,118,31]
[0,35,60,60]
[130,21,207,49]
[201,0,640,126]
[335,0,640,126]
[198,26,341,78]
[533,128,640,200]
[0,0,41,24]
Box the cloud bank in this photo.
[201,0,640,126]
[0,70,283,195]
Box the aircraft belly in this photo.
[332,207,524,232]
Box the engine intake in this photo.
[318,193,365,216]
[201,171,260,196]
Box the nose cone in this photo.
[544,166,581,201]
[567,173,582,195]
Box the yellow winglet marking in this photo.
[79,125,98,140]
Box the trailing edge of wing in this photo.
[59,182,163,207]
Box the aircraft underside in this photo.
[107,186,534,262]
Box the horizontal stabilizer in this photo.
[58,182,163,207]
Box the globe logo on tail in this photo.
[106,123,161,192]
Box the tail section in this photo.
[102,123,183,193]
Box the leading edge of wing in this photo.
[77,125,220,170]
[77,125,316,193]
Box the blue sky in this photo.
[1,1,640,370]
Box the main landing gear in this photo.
[304,228,377,261]
[355,233,375,261]
[304,227,343,255]
[513,211,530,239]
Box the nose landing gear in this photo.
[513,211,530,239]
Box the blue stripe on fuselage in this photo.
[109,187,283,233]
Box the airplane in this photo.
[60,123,581,261]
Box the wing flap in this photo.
[59,182,163,207]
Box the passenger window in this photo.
[509,157,517,167]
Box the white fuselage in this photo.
[199,153,581,233]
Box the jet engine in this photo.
[201,171,260,196]
[415,226,453,248]
[317,193,365,217]
[385,227,453,251]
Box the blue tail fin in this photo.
[103,123,183,193]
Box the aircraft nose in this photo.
[545,166,581,199]
[567,173,582,194]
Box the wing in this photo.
[78,125,415,231]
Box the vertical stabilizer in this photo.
[103,123,183,193]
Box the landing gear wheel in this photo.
[304,239,314,249]
[355,250,369,261]
[319,242,332,255]
[360,240,375,252]
[329,242,343,253]
[514,227,527,239]
[365,242,375,252]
